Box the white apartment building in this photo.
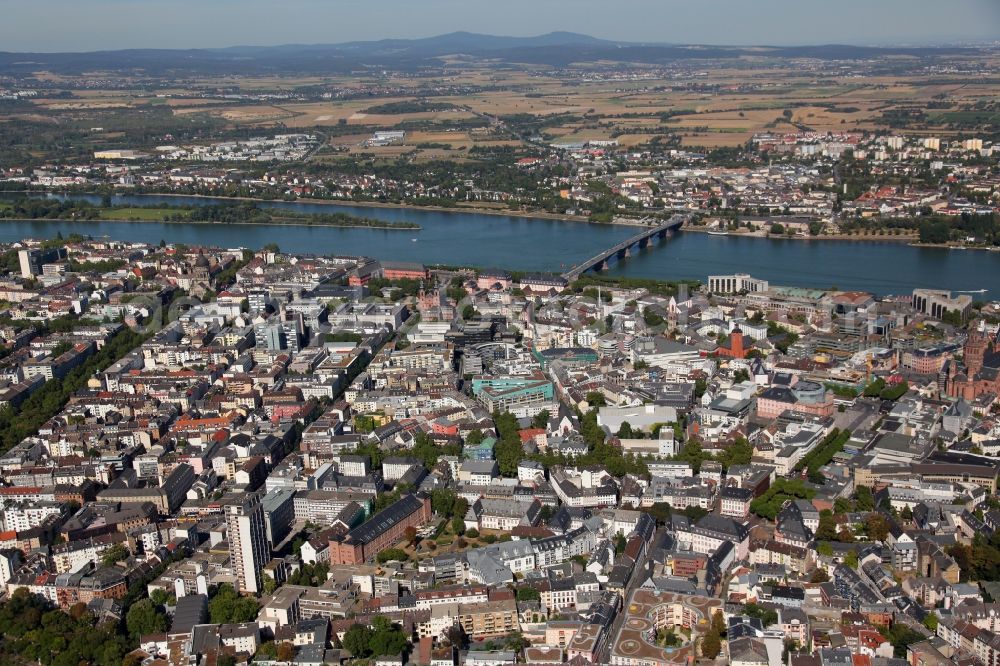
[227,496,269,595]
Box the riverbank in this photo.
[686,226,1000,251]
[908,242,1000,252]
[686,227,999,251]
[684,226,919,244]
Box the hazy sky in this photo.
[3,0,999,52]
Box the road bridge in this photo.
[561,214,688,281]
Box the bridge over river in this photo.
[561,214,689,281]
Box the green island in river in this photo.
[0,197,421,230]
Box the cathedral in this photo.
[947,324,1000,400]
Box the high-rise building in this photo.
[18,247,68,279]
[226,495,269,595]
[256,324,287,352]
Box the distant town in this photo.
[3,129,999,248]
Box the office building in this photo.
[912,289,971,323]
[708,273,769,295]
[18,247,68,278]
[329,493,432,564]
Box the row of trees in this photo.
[570,273,697,299]
[185,203,420,229]
[700,609,726,659]
[795,429,852,483]
[0,324,147,453]
[1,197,411,231]
[836,207,1000,248]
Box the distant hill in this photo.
[321,31,619,53]
[210,31,618,57]
[0,32,978,76]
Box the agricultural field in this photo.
[2,48,1000,167]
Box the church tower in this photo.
[729,326,745,359]
[965,325,988,377]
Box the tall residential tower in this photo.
[226,495,269,595]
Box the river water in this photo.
[0,193,995,297]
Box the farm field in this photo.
[2,47,999,166]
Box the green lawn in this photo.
[99,207,184,221]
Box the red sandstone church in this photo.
[716,326,751,359]
[947,324,1000,400]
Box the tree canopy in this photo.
[0,588,131,666]
[750,478,815,520]
[493,410,526,476]
[343,616,408,658]
[208,583,259,624]
[126,598,168,638]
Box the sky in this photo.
[2,0,999,52]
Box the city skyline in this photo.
[1,0,999,52]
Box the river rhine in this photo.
[0,193,995,297]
